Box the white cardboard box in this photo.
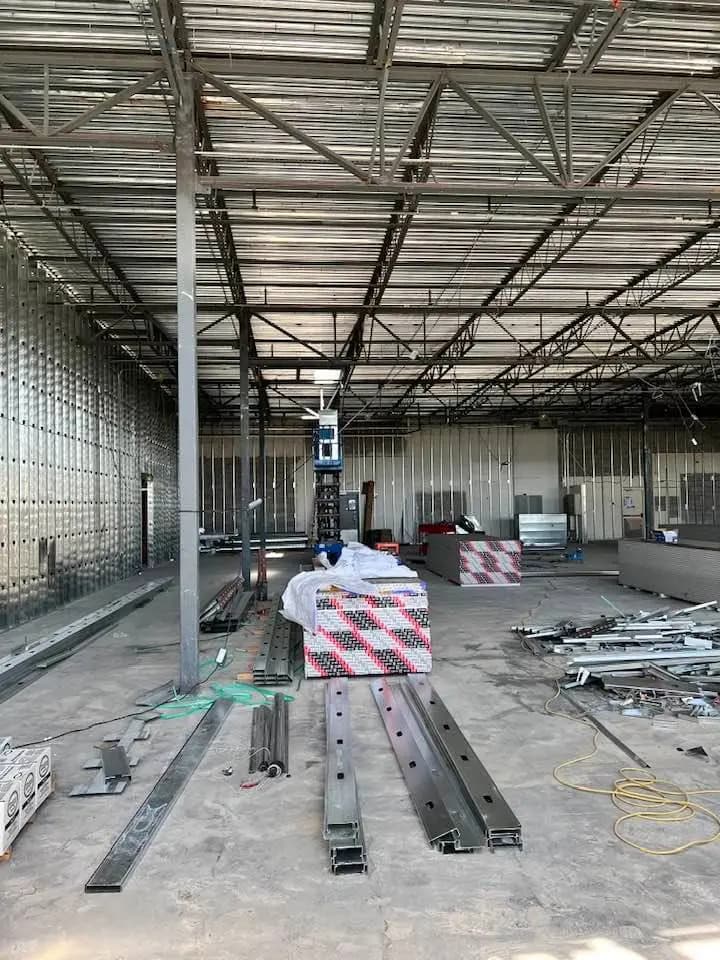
[0,763,37,826]
[7,748,52,807]
[0,779,22,854]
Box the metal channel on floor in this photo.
[371,675,522,853]
[253,597,295,685]
[85,699,233,893]
[324,679,367,874]
[0,578,173,699]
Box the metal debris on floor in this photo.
[70,719,150,798]
[516,600,720,720]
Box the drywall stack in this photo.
[426,534,522,586]
[303,580,431,678]
[618,539,720,603]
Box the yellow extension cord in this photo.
[545,683,720,855]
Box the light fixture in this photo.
[313,369,342,384]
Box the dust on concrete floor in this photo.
[1,552,719,960]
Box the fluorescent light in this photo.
[313,369,342,384]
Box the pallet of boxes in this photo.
[0,738,53,859]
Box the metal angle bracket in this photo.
[324,679,367,874]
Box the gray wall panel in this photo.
[0,231,178,629]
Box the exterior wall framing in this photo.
[0,231,178,629]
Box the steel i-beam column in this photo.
[642,399,655,539]
[177,72,200,692]
[257,400,267,600]
[239,311,251,589]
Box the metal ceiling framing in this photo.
[3,1,720,422]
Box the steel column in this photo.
[239,313,251,589]
[177,72,200,693]
[642,401,655,539]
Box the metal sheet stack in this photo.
[303,580,432,678]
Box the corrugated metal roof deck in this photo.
[1,1,720,422]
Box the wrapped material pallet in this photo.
[303,580,431,678]
[426,534,522,586]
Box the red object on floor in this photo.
[376,541,399,555]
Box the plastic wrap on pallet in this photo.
[303,580,431,678]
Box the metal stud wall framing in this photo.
[0,231,178,629]
[560,423,720,539]
[200,426,515,541]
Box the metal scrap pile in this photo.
[515,601,720,720]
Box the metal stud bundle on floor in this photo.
[248,694,289,778]
[248,704,272,774]
[199,576,254,634]
[372,675,522,853]
[324,679,367,873]
[253,597,296,684]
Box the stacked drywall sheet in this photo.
[426,534,522,587]
[303,579,431,678]
[618,539,720,603]
[677,524,720,550]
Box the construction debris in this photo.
[516,601,720,720]
[70,719,150,797]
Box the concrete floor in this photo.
[1,551,719,960]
